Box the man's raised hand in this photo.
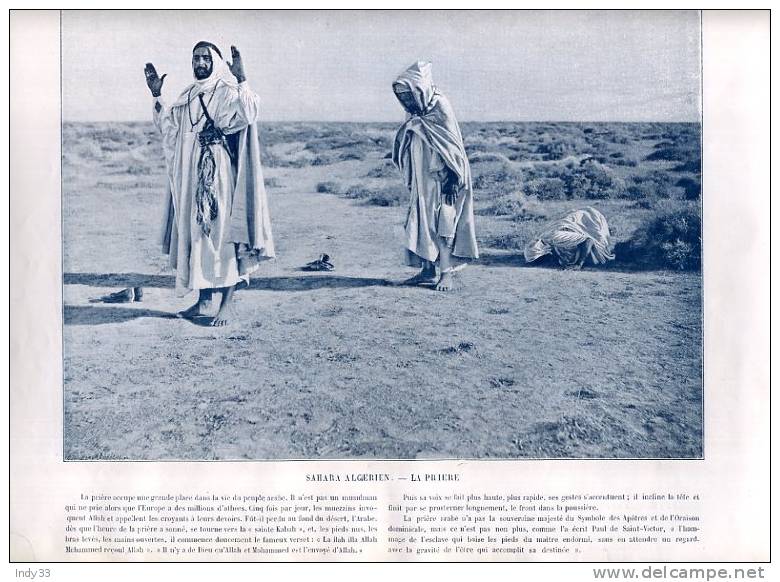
[144,63,167,97]
[226,46,246,83]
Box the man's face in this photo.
[192,47,213,80]
[394,88,418,115]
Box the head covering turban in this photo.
[173,41,235,106]
[392,61,438,115]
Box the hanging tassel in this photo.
[196,144,218,236]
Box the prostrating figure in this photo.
[524,207,615,270]
[145,41,274,326]
[392,61,478,291]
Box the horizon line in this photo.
[62,118,703,125]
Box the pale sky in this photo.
[62,9,701,122]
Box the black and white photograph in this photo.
[60,9,703,461]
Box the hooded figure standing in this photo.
[144,42,275,326]
[392,61,478,291]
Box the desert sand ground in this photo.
[62,122,702,460]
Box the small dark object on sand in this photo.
[89,287,144,304]
[302,254,334,272]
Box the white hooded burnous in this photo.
[392,61,478,291]
[524,207,615,269]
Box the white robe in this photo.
[153,80,262,297]
[524,207,615,266]
[403,133,457,264]
[392,61,479,270]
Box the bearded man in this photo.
[144,41,274,326]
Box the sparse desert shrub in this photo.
[260,151,281,167]
[536,136,589,160]
[662,126,701,144]
[479,232,525,251]
[616,206,701,270]
[339,150,365,161]
[628,170,676,199]
[509,195,548,222]
[316,181,342,194]
[125,165,151,175]
[653,140,677,150]
[315,178,407,206]
[666,186,689,200]
[465,144,490,155]
[469,152,511,164]
[327,184,406,206]
[471,162,523,196]
[302,129,390,159]
[536,139,567,160]
[612,156,639,167]
[311,153,338,166]
[304,137,360,153]
[290,158,312,168]
[297,129,389,165]
[343,185,372,199]
[562,159,626,199]
[507,152,534,162]
[365,186,406,207]
[96,180,159,191]
[311,149,365,165]
[366,162,397,178]
[71,140,106,161]
[645,146,698,162]
[91,125,137,145]
[370,135,393,150]
[505,143,532,153]
[525,177,567,200]
[522,159,626,200]
[625,183,654,200]
[672,158,701,173]
[262,151,310,168]
[479,191,535,216]
[675,177,701,199]
[98,141,126,153]
[595,151,638,167]
[264,177,282,189]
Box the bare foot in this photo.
[435,272,456,291]
[403,268,437,286]
[177,301,211,319]
[211,306,236,327]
